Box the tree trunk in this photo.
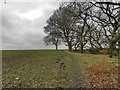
[81,45,84,54]
[118,40,120,60]
[55,44,58,50]
[109,42,113,58]
[68,42,72,52]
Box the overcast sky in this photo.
[1,2,67,50]
[1,0,119,50]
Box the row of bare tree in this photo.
[44,1,120,58]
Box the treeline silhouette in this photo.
[44,1,120,58]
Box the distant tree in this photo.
[88,21,105,50]
[44,4,77,52]
[44,23,62,50]
[44,34,61,50]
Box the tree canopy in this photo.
[43,1,120,58]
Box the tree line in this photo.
[43,1,120,58]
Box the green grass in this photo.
[2,50,118,88]
[2,50,73,88]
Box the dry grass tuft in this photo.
[86,64,118,88]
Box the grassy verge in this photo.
[66,51,118,88]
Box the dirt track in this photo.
[63,51,82,88]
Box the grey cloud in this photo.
[2,2,67,50]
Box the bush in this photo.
[88,48,99,54]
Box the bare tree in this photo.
[44,33,61,50]
[90,2,120,58]
[43,1,120,56]
[44,20,62,50]
[71,2,92,53]
[44,4,77,51]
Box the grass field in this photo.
[2,50,119,88]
